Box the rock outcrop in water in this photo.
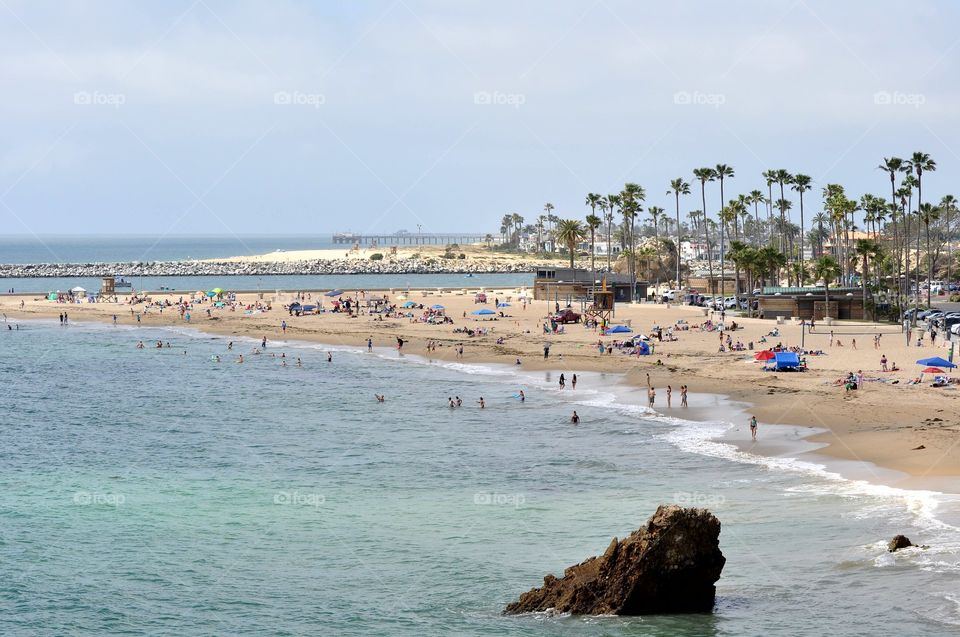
[0,259,536,278]
[504,505,725,616]
[888,535,914,552]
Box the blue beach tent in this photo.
[915,356,956,368]
[472,308,496,315]
[774,351,801,370]
[606,325,633,334]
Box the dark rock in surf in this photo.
[504,505,725,616]
[888,535,913,552]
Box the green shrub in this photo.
[369,253,384,261]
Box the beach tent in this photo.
[605,325,633,334]
[70,286,86,293]
[431,304,445,310]
[773,351,801,370]
[402,301,416,308]
[325,290,343,297]
[47,292,58,300]
[472,308,495,315]
[915,356,956,368]
[755,350,776,361]
[497,302,511,308]
[636,341,650,355]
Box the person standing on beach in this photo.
[647,386,656,407]
[543,343,550,359]
[262,336,267,349]
[571,374,577,389]
[281,320,287,334]
[829,330,834,347]
[680,385,688,407]
[559,373,565,389]
[367,337,373,351]
[749,416,758,440]
[666,385,672,407]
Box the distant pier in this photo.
[333,232,492,246]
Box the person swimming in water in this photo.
[478,397,485,409]
[519,390,525,402]
[571,411,580,424]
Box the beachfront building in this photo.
[533,267,648,303]
[756,286,864,320]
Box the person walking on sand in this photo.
[571,374,577,389]
[281,320,287,334]
[666,385,672,408]
[749,415,758,441]
[829,330,834,347]
[852,338,857,350]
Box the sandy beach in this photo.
[5,287,958,487]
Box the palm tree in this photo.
[771,169,793,254]
[748,190,764,245]
[542,204,554,247]
[791,174,812,274]
[878,157,906,311]
[555,219,585,269]
[714,164,735,294]
[918,202,940,307]
[511,213,524,247]
[693,168,717,294]
[940,194,957,289]
[905,152,936,311]
[604,194,620,272]
[620,183,646,300]
[762,170,776,245]
[812,255,842,319]
[812,212,829,257]
[500,214,512,244]
[585,213,602,283]
[668,178,691,287]
[854,238,882,320]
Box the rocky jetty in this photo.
[0,258,536,278]
[504,505,725,616]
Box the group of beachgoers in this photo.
[645,373,689,409]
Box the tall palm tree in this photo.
[854,238,882,320]
[905,152,936,311]
[812,212,829,257]
[714,164,735,295]
[762,170,776,245]
[918,202,940,307]
[620,184,645,300]
[878,157,906,310]
[748,190,764,245]
[693,168,717,294]
[791,174,812,275]
[940,194,957,289]
[604,194,620,272]
[668,178,691,287]
[771,169,793,254]
[812,255,842,319]
[511,213,524,247]
[555,219,585,269]
[648,205,665,270]
[585,213,602,284]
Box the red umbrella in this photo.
[755,350,775,361]
[922,367,945,374]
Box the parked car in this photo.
[552,309,581,324]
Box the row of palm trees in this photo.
[498,152,956,315]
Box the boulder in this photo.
[888,535,913,552]
[504,505,725,615]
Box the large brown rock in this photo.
[504,505,725,615]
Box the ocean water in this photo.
[3,320,960,636]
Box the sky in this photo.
[1,0,959,238]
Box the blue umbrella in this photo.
[431,304,445,310]
[497,302,511,308]
[472,309,496,315]
[915,356,957,368]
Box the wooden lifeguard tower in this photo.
[100,276,116,296]
[584,276,615,325]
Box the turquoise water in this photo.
[3,321,960,635]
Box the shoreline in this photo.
[4,288,959,488]
[9,313,960,498]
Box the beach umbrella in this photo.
[755,350,776,361]
[915,356,957,368]
[396,294,407,301]
[922,367,945,374]
[497,302,511,308]
[402,301,416,308]
[472,308,495,315]
[211,287,223,294]
[431,304,445,310]
[71,286,86,293]
[206,290,216,297]
[325,289,343,297]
